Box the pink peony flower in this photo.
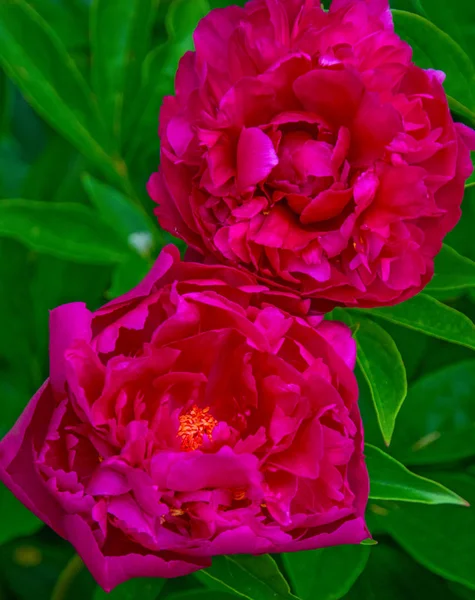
[148,0,475,310]
[0,246,369,591]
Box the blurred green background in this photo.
[0,0,475,598]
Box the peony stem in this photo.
[50,554,84,600]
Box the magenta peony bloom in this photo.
[148,0,475,310]
[0,246,368,591]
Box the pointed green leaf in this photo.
[356,294,475,350]
[336,310,407,445]
[392,10,475,122]
[346,543,457,600]
[0,199,127,264]
[366,444,466,505]
[90,0,158,141]
[380,473,475,590]
[82,174,157,254]
[375,321,428,381]
[390,360,475,465]
[196,555,298,600]
[283,546,370,600]
[0,0,121,185]
[427,245,475,292]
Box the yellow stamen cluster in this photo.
[169,507,185,517]
[177,405,218,451]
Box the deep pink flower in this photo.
[148,0,475,310]
[0,246,368,591]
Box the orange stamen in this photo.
[232,489,247,501]
[177,404,218,451]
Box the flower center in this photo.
[177,405,218,451]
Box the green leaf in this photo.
[336,310,407,445]
[352,370,389,449]
[448,94,475,125]
[94,578,165,600]
[196,555,298,600]
[82,174,157,254]
[0,239,36,437]
[108,253,151,299]
[32,0,89,50]
[390,360,475,465]
[446,185,475,263]
[0,69,12,136]
[30,255,111,376]
[22,135,77,202]
[426,245,475,292]
[408,0,475,65]
[166,593,240,600]
[380,473,475,590]
[0,199,128,264]
[356,294,475,351]
[0,137,29,199]
[53,154,90,205]
[283,546,370,600]
[0,484,41,545]
[0,377,31,441]
[208,0,246,5]
[374,321,428,382]
[10,89,47,162]
[448,582,475,600]
[122,43,173,161]
[0,0,122,186]
[366,444,466,505]
[392,10,475,122]
[166,0,210,43]
[124,0,210,160]
[345,543,457,600]
[90,0,157,141]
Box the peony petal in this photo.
[294,140,333,178]
[49,303,92,399]
[62,514,207,591]
[237,127,279,190]
[300,188,354,223]
[167,116,194,157]
[330,0,393,29]
[87,467,131,496]
[317,321,357,369]
[293,68,364,126]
